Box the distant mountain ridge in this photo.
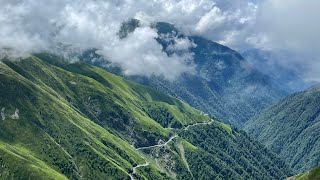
[81,20,288,127]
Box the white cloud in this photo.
[1,0,318,82]
[165,36,197,52]
[252,0,320,52]
[195,7,226,33]
[51,1,197,79]
[242,0,320,82]
[98,27,195,79]
[0,0,257,50]
[0,0,200,79]
[0,1,48,54]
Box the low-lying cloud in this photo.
[0,0,255,79]
[227,0,319,83]
[98,27,196,79]
[0,0,319,82]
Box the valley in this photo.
[0,54,292,179]
[0,1,319,179]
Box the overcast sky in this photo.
[0,0,319,81]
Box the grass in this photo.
[0,59,152,179]
[0,142,68,180]
[289,166,320,180]
[214,121,232,133]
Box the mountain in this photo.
[0,53,292,179]
[81,20,287,127]
[244,85,320,172]
[287,165,320,180]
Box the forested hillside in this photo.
[245,85,320,172]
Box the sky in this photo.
[0,0,319,82]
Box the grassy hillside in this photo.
[0,53,292,179]
[244,85,320,172]
[287,165,320,180]
[0,56,166,179]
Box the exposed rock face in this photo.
[10,108,19,120]
[1,107,5,120]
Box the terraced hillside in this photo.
[0,54,291,179]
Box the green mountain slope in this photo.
[0,56,166,179]
[287,165,320,180]
[244,85,320,172]
[0,54,291,179]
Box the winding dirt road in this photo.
[129,119,214,179]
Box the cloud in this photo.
[0,1,48,54]
[255,0,320,52]
[97,26,195,79]
[0,0,256,77]
[1,0,318,83]
[195,7,226,33]
[164,35,197,52]
[52,0,197,79]
[242,0,320,83]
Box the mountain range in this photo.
[0,54,292,179]
[1,18,319,179]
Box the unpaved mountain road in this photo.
[129,162,150,180]
[129,120,214,179]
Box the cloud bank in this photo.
[0,0,319,82]
[0,0,256,79]
[240,0,320,83]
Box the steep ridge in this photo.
[81,20,287,127]
[0,54,292,179]
[244,85,320,172]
